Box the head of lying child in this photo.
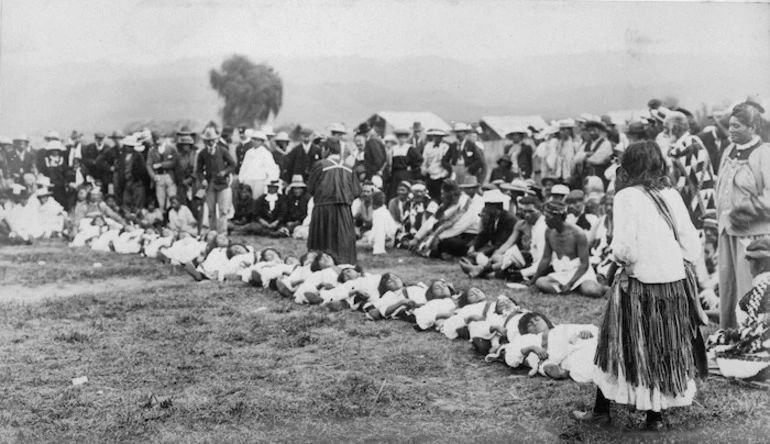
[310,251,338,271]
[457,287,486,307]
[378,273,404,295]
[495,295,519,314]
[425,279,454,301]
[517,312,554,335]
[260,248,282,263]
[300,251,318,267]
[338,265,363,283]
[226,243,249,259]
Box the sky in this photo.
[2,0,769,67]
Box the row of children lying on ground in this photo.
[175,243,598,382]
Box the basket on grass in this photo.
[715,351,770,379]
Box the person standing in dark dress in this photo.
[387,129,423,200]
[307,140,362,265]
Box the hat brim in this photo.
[458,183,480,188]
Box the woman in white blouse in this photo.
[573,141,705,432]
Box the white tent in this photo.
[479,115,549,140]
[365,111,452,134]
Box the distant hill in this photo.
[1,51,768,140]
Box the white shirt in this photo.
[611,187,701,283]
[238,145,279,182]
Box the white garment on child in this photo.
[144,236,174,258]
[414,298,456,331]
[294,268,341,304]
[162,237,207,264]
[71,225,111,247]
[468,312,505,341]
[216,252,256,281]
[319,274,382,308]
[112,230,144,254]
[370,285,428,318]
[238,260,292,284]
[89,229,121,251]
[196,247,229,279]
[547,254,598,290]
[542,324,598,383]
[440,301,493,340]
[38,199,65,236]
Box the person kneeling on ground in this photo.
[528,200,605,298]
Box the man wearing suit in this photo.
[115,135,149,212]
[357,122,386,181]
[409,121,426,156]
[281,127,322,183]
[6,135,37,180]
[460,189,516,278]
[196,127,237,233]
[81,132,115,195]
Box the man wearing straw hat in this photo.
[196,127,237,233]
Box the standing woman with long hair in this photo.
[573,141,706,432]
[715,100,770,329]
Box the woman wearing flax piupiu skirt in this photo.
[573,141,707,432]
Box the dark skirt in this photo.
[308,204,357,265]
[594,267,706,400]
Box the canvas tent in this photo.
[478,115,549,141]
[364,111,451,136]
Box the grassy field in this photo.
[0,239,768,444]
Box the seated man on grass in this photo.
[528,200,605,298]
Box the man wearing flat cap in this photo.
[281,127,322,184]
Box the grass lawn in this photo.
[0,239,768,444]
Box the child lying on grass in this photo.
[314,266,382,311]
[275,251,318,297]
[502,311,598,382]
[440,288,494,340]
[364,273,427,322]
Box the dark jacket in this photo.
[504,143,534,179]
[448,140,487,180]
[695,129,730,174]
[255,194,288,224]
[308,156,362,206]
[195,144,236,186]
[285,192,311,224]
[363,136,387,180]
[489,166,516,183]
[116,148,148,189]
[471,210,517,256]
[281,143,322,183]
[3,149,36,179]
